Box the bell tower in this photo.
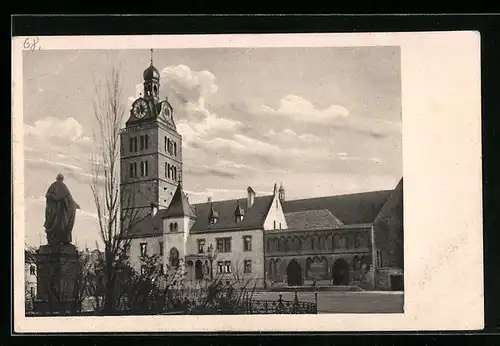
[120,49,183,219]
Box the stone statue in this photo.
[43,174,80,246]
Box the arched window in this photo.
[145,134,149,149]
[173,167,177,181]
[169,247,180,267]
[174,142,177,156]
[279,237,286,252]
[174,223,179,232]
[274,238,279,252]
[169,223,174,232]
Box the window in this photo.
[216,237,231,253]
[159,241,164,256]
[243,236,252,251]
[159,264,164,275]
[129,162,138,178]
[29,265,36,276]
[174,142,177,156]
[140,135,145,150]
[273,220,276,229]
[140,161,148,177]
[170,247,180,267]
[276,199,278,210]
[169,223,173,232]
[244,260,252,273]
[145,134,149,150]
[197,239,206,254]
[224,261,232,273]
[279,222,282,229]
[140,243,147,257]
[217,261,224,273]
[165,163,169,178]
[174,222,179,232]
[173,166,177,181]
[164,136,167,151]
[133,137,138,152]
[30,287,35,296]
[129,138,133,152]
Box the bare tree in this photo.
[90,67,143,313]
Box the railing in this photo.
[238,294,317,314]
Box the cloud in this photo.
[257,94,349,124]
[160,64,218,103]
[266,128,322,143]
[25,116,90,142]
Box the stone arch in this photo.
[287,236,293,252]
[195,260,203,279]
[286,259,303,286]
[332,258,350,285]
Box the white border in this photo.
[12,31,483,332]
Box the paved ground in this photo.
[252,291,404,314]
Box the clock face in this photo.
[132,99,148,119]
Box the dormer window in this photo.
[234,202,245,223]
[208,203,219,225]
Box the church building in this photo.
[121,56,404,291]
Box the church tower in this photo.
[120,49,183,218]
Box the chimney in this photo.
[150,202,158,217]
[247,186,256,208]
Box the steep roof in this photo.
[190,195,274,233]
[282,189,393,225]
[374,178,403,226]
[285,209,344,230]
[164,183,197,219]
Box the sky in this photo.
[22,46,402,249]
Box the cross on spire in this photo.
[150,48,154,65]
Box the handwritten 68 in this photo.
[23,37,41,51]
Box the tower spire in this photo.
[150,48,154,65]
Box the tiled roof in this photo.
[285,209,344,230]
[282,189,393,225]
[164,183,197,219]
[189,195,274,233]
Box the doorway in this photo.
[332,258,350,285]
[195,260,203,280]
[286,259,303,286]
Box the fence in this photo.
[26,291,318,316]
[239,293,317,314]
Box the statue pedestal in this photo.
[34,244,81,315]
